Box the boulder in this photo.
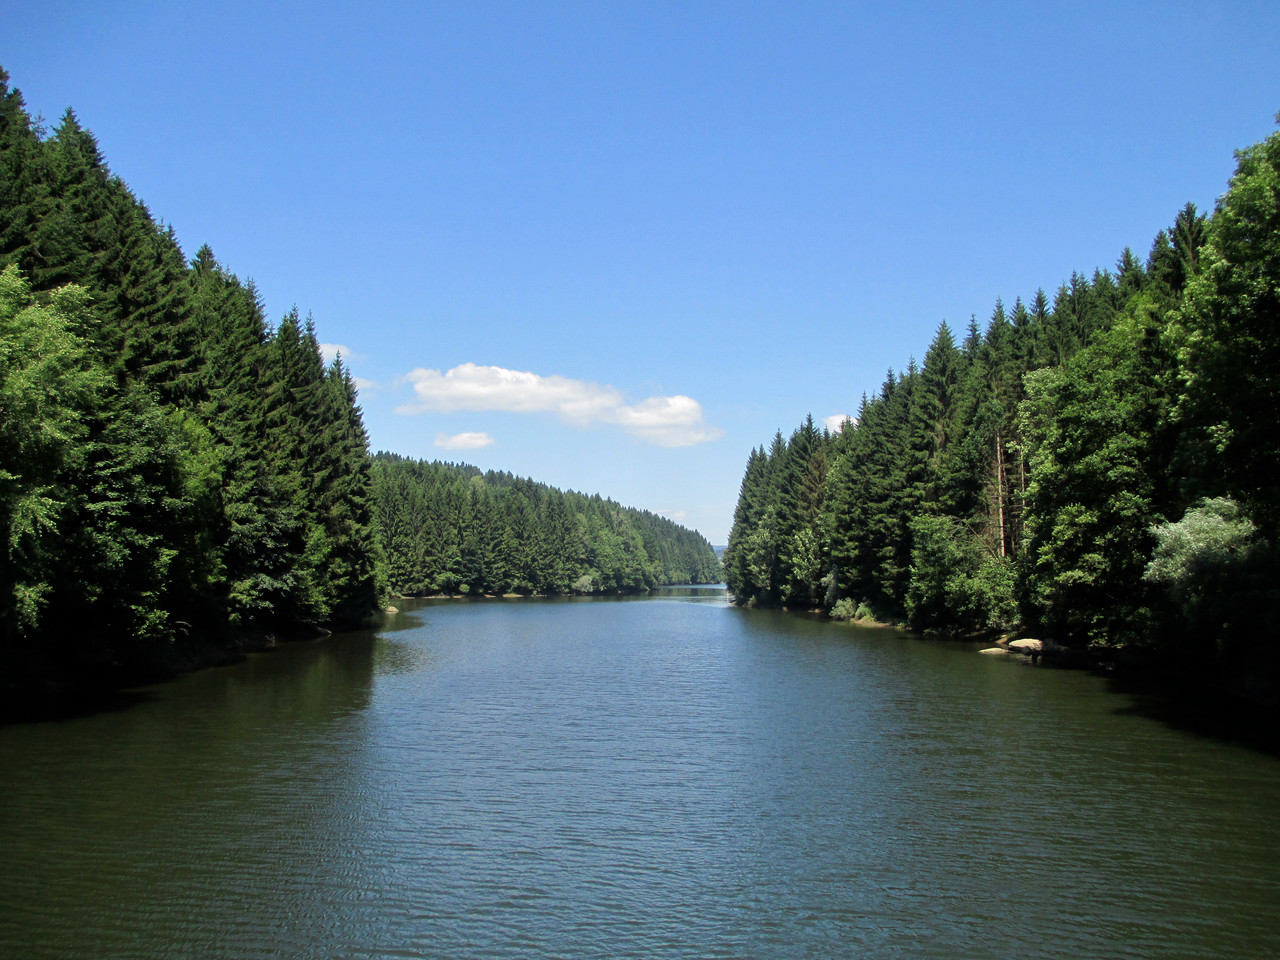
[1008,638,1043,654]
[978,647,1009,656]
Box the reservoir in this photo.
[2,587,1278,958]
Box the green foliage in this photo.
[829,597,857,621]
[1143,498,1274,658]
[1142,497,1279,680]
[1017,304,1177,647]
[0,267,107,637]
[1175,128,1280,535]
[371,456,720,597]
[906,514,1015,635]
[0,70,385,703]
[724,117,1280,677]
[829,597,876,622]
[1145,498,1258,607]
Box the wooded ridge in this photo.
[0,67,717,713]
[373,455,721,596]
[724,117,1280,708]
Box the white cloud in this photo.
[319,342,358,364]
[434,431,496,451]
[655,509,689,525]
[824,413,855,433]
[397,363,723,447]
[354,377,377,392]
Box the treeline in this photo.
[725,121,1280,682]
[0,69,381,697]
[373,455,721,596]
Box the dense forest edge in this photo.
[0,68,717,718]
[372,455,720,597]
[724,116,1280,718]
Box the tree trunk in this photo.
[995,432,1007,559]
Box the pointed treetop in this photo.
[990,297,1007,326]
[192,244,218,274]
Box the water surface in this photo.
[3,587,1278,958]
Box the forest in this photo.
[724,119,1280,702]
[8,52,1278,716]
[0,67,717,712]
[0,68,382,703]
[373,455,720,596]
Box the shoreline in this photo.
[729,596,1280,755]
[396,582,725,602]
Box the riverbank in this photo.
[733,593,1280,755]
[396,582,724,602]
[0,613,383,725]
[9,589,1280,960]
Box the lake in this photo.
[2,587,1279,958]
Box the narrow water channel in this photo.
[2,588,1278,958]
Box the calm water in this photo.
[3,588,1280,959]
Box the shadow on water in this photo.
[1102,664,1280,758]
[730,599,1280,760]
[7,588,1280,959]
[977,636,1280,758]
[17,590,1280,762]
[2,685,165,726]
[1,610,419,728]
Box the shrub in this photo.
[830,598,857,621]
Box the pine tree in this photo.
[0,70,57,276]
[0,69,385,699]
[724,446,767,598]
[910,322,961,509]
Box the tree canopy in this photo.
[0,68,382,705]
[725,118,1280,697]
[0,65,723,711]
[372,455,721,597]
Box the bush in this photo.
[1145,498,1260,612]
[830,598,857,621]
[1144,498,1274,661]
[830,597,878,622]
[906,514,1016,634]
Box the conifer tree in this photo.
[0,67,385,704]
[371,456,718,598]
[911,322,961,509]
[724,446,767,597]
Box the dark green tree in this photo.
[1175,127,1280,535]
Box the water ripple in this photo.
[3,593,1280,958]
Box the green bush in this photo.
[830,597,878,622]
[906,514,1016,635]
[830,598,857,621]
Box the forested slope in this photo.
[724,120,1280,691]
[373,455,722,596]
[0,66,723,711]
[0,69,381,702]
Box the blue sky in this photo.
[6,1,1280,543]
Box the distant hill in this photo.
[372,455,722,596]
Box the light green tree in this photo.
[0,267,107,634]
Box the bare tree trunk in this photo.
[995,432,1007,559]
[1014,446,1027,555]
